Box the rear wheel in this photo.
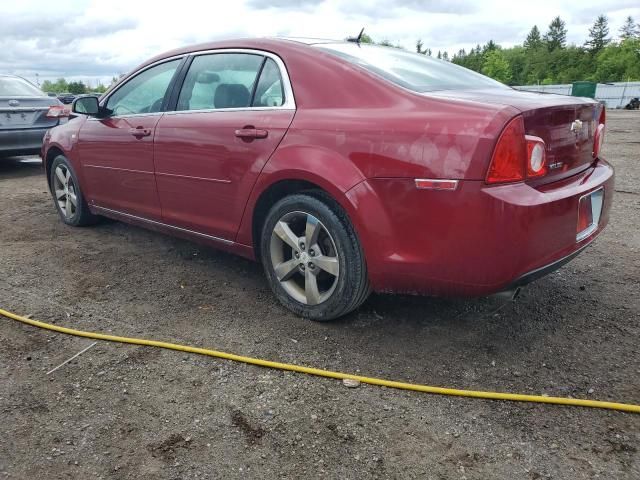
[50,155,98,227]
[261,193,370,321]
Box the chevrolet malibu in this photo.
[42,38,614,320]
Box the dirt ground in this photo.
[1,110,638,479]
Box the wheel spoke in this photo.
[274,258,299,281]
[273,221,300,250]
[68,192,77,207]
[305,268,321,305]
[55,167,66,185]
[313,254,339,276]
[55,189,66,200]
[305,215,321,248]
[65,169,71,183]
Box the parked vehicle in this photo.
[0,74,69,157]
[56,93,76,104]
[42,39,614,320]
[624,97,639,110]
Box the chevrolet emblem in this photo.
[570,119,583,134]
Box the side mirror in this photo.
[72,96,100,116]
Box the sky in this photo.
[2,0,639,88]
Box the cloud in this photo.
[1,0,638,86]
[245,0,323,9]
[338,0,477,17]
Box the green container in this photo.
[571,81,597,98]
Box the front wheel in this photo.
[261,193,370,321]
[50,155,98,227]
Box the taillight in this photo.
[525,135,547,178]
[486,116,527,184]
[593,108,606,158]
[46,105,69,118]
[486,116,548,184]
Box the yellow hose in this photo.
[2,307,638,414]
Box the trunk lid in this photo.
[426,88,601,184]
[0,96,61,130]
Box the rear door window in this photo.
[177,53,264,111]
[252,58,284,107]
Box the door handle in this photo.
[234,127,268,139]
[129,127,151,138]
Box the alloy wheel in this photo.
[53,164,77,219]
[269,211,340,305]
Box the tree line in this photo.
[39,77,118,94]
[365,15,640,85]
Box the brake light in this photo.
[486,116,527,184]
[46,105,69,118]
[593,108,606,158]
[486,116,550,184]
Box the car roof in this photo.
[142,37,351,66]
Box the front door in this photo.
[79,58,182,220]
[154,53,295,240]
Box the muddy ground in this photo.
[0,110,638,479]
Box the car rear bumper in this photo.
[346,159,614,296]
[0,127,51,155]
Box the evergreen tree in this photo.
[585,15,610,53]
[524,25,542,49]
[416,39,426,54]
[442,51,449,61]
[619,16,639,40]
[482,50,512,83]
[544,16,567,51]
[437,50,442,59]
[483,40,498,53]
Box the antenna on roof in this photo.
[347,28,365,45]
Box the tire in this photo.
[260,192,370,321]
[49,155,98,227]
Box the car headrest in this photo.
[214,83,250,109]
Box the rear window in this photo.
[316,43,507,92]
[0,76,43,97]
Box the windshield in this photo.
[316,43,508,92]
[0,76,44,97]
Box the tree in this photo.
[619,16,639,40]
[416,39,425,54]
[481,50,512,83]
[358,32,374,44]
[67,81,87,94]
[544,16,567,51]
[593,38,640,82]
[436,50,442,59]
[524,25,542,50]
[585,15,610,53]
[483,40,498,53]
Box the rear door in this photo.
[154,51,295,240]
[78,58,183,220]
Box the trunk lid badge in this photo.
[570,119,583,134]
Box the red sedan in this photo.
[42,38,614,320]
